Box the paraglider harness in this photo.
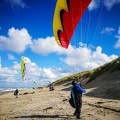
[69,88,77,108]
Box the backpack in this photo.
[69,88,76,108]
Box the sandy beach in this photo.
[0,81,120,120]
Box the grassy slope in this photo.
[51,57,120,100]
[52,57,120,85]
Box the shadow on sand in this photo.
[14,114,71,119]
[60,71,120,100]
[61,86,71,91]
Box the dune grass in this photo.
[51,57,120,86]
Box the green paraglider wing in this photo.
[21,56,32,81]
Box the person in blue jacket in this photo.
[71,80,86,119]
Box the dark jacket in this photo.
[14,89,19,96]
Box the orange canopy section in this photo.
[53,0,92,49]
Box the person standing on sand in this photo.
[14,89,19,98]
[70,80,86,119]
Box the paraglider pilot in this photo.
[70,80,86,119]
[49,85,54,91]
[14,89,19,98]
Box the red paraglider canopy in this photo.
[53,0,92,48]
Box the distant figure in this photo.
[49,85,54,91]
[70,80,86,119]
[14,89,19,98]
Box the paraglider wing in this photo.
[53,0,91,48]
[21,56,32,81]
[34,80,39,85]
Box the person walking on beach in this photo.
[14,89,19,98]
[70,80,86,119]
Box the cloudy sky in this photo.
[0,0,120,88]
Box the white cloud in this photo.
[0,27,32,53]
[115,38,120,48]
[30,36,118,71]
[92,46,117,63]
[61,45,118,72]
[7,53,16,60]
[0,27,118,87]
[30,36,66,55]
[12,62,20,70]
[118,27,120,35]
[0,60,70,87]
[88,0,120,11]
[0,56,1,69]
[88,0,100,11]
[101,27,115,34]
[0,67,18,81]
[104,0,120,10]
[0,42,118,87]
[115,27,120,48]
[30,62,70,81]
[42,68,59,79]
[5,0,26,8]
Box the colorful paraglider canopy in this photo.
[21,56,32,81]
[53,0,91,49]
